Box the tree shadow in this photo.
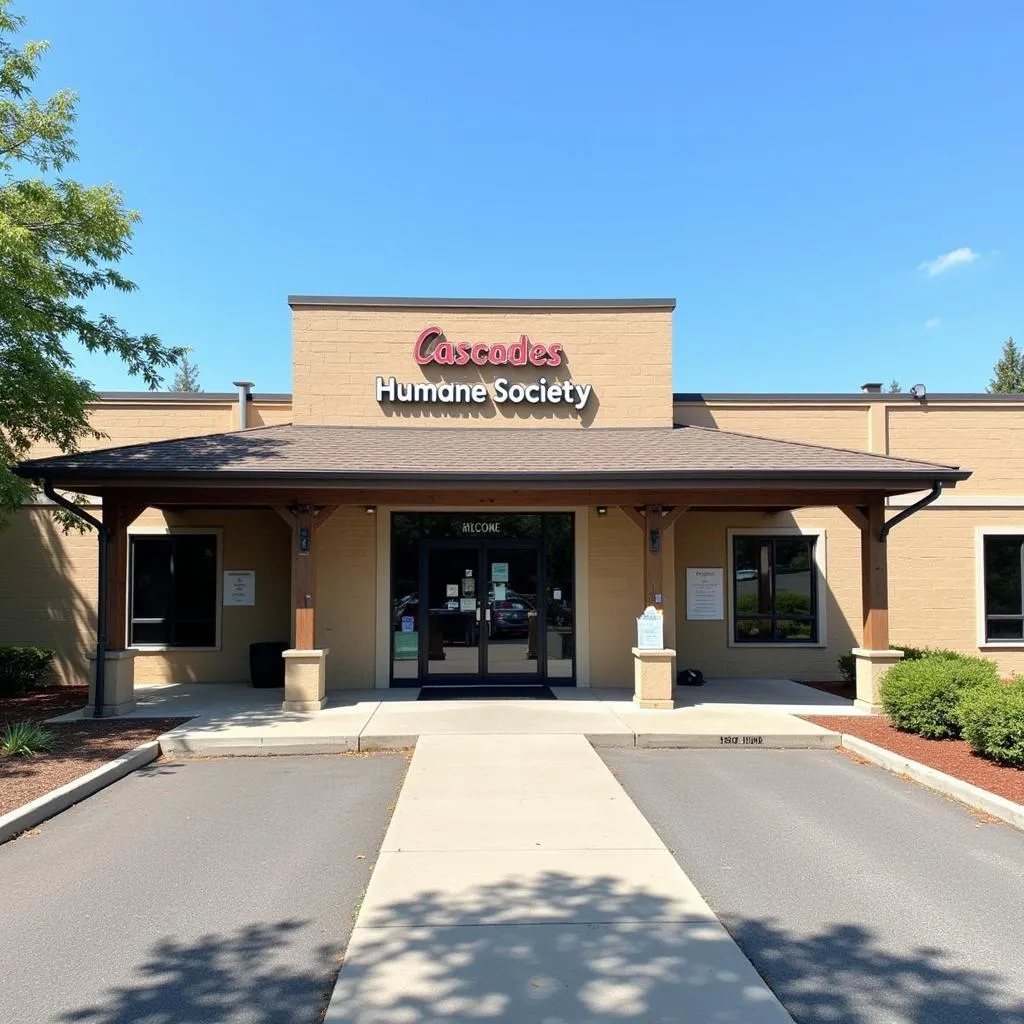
[47,870,1024,1024]
[57,920,339,1024]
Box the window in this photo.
[130,533,218,647]
[983,534,1024,641]
[733,535,818,643]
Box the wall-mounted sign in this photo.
[686,567,724,621]
[375,327,594,411]
[223,570,255,606]
[491,562,509,583]
[460,521,501,535]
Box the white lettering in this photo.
[524,383,541,403]
[375,376,396,401]
[376,374,595,411]
[574,383,593,410]
[413,382,437,402]
[471,383,488,403]
[493,377,509,403]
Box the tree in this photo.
[988,337,1024,394]
[169,348,201,392]
[0,1,183,519]
[887,379,901,394]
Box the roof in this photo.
[287,295,676,311]
[674,392,1024,403]
[16,423,968,492]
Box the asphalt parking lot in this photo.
[601,747,1024,1024]
[0,753,405,1024]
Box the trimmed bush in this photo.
[880,654,1000,738]
[959,680,1024,767]
[0,721,56,756]
[837,644,961,686]
[0,646,56,697]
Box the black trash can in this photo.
[249,641,288,688]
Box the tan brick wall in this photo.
[672,509,860,681]
[313,506,378,689]
[0,509,98,685]
[292,306,674,428]
[675,401,870,451]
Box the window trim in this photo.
[975,527,1024,648]
[726,527,827,648]
[127,526,223,651]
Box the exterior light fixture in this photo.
[365,505,376,515]
[909,384,927,400]
[596,506,608,517]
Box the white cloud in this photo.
[918,247,980,277]
[924,316,941,329]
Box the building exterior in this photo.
[5,295,1022,714]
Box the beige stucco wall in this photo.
[313,506,378,689]
[587,507,675,686]
[292,305,674,428]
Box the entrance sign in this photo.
[460,521,501,534]
[223,570,255,606]
[686,567,724,621]
[375,327,595,411]
[636,606,664,650]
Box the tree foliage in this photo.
[0,1,183,517]
[988,337,1024,394]
[169,347,201,392]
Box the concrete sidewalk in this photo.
[325,734,793,1023]
[52,679,856,754]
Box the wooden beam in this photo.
[839,505,869,532]
[273,504,296,527]
[861,498,889,650]
[619,506,646,531]
[312,505,340,532]
[294,505,316,650]
[644,504,664,611]
[103,498,146,651]
[661,506,689,531]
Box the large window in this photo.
[130,533,218,647]
[733,534,818,643]
[983,534,1024,641]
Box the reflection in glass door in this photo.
[484,547,540,680]
[425,546,481,677]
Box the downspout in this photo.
[879,481,943,542]
[43,482,109,719]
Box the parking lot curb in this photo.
[0,740,160,844]
[841,734,1024,832]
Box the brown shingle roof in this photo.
[16,423,968,489]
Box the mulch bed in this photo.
[799,680,856,700]
[0,687,188,817]
[804,714,1024,805]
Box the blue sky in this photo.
[23,1,1024,394]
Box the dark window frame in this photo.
[982,533,1024,642]
[732,533,820,644]
[129,532,220,648]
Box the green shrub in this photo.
[880,654,1000,738]
[958,680,1024,767]
[837,644,961,686]
[0,721,57,756]
[0,646,56,697]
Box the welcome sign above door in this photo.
[374,327,594,411]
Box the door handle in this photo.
[485,608,492,621]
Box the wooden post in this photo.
[861,498,889,650]
[103,499,145,650]
[295,504,316,649]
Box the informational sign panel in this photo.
[394,632,418,660]
[636,607,664,650]
[686,567,724,620]
[491,562,509,583]
[223,570,255,606]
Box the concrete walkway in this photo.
[326,734,794,1023]
[53,679,860,754]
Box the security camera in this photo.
[909,383,927,400]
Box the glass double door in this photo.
[423,541,540,682]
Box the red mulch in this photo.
[0,687,188,817]
[804,714,1024,805]
[800,680,856,700]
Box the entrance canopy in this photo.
[16,422,968,506]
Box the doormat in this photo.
[418,685,557,701]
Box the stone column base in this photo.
[852,647,904,713]
[282,648,328,712]
[86,649,137,717]
[632,647,677,709]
